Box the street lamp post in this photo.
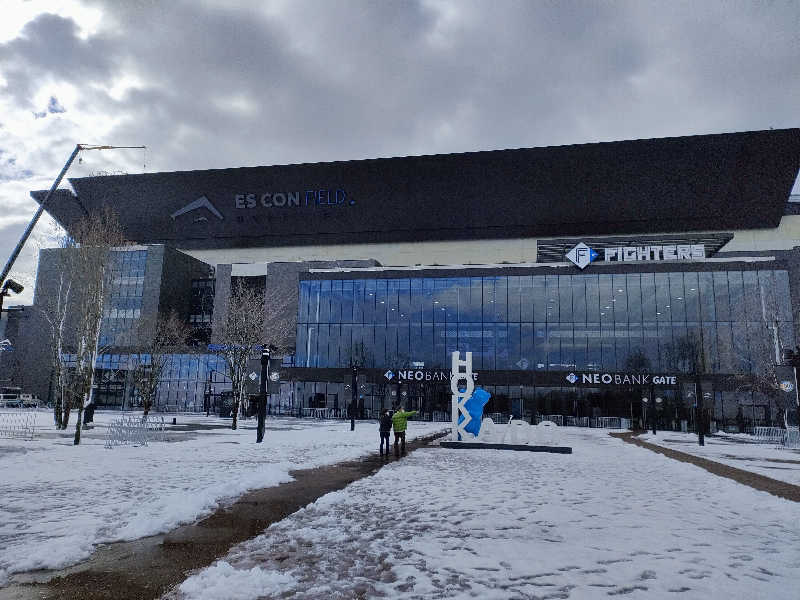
[257,347,269,443]
[350,365,357,431]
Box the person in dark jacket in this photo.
[379,409,393,456]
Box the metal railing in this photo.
[104,414,166,449]
[0,411,36,440]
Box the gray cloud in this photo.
[0,0,798,305]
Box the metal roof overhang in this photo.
[33,128,800,249]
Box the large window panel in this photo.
[642,322,659,371]
[713,272,730,322]
[545,275,560,323]
[387,279,401,324]
[373,325,387,367]
[493,323,510,370]
[419,323,434,367]
[573,323,588,370]
[481,325,496,370]
[409,279,423,322]
[683,272,700,323]
[669,272,685,323]
[601,323,616,371]
[558,324,575,370]
[441,279,458,322]
[731,323,750,374]
[546,323,562,370]
[586,323,602,371]
[571,276,587,324]
[494,277,508,323]
[327,324,340,367]
[298,281,310,323]
[521,323,535,370]
[507,323,521,370]
[615,323,630,372]
[363,280,376,323]
[599,274,614,326]
[330,280,342,323]
[397,322,410,364]
[317,324,329,367]
[296,325,308,366]
[319,280,331,323]
[698,272,715,322]
[375,279,388,325]
[558,275,573,323]
[716,322,734,373]
[433,324,447,368]
[459,323,482,364]
[641,273,657,321]
[727,271,744,322]
[507,276,522,323]
[774,270,792,322]
[655,273,671,323]
[742,271,760,322]
[612,274,628,323]
[701,323,717,373]
[586,275,600,323]
[520,276,534,322]
[533,323,547,371]
[626,274,642,325]
[532,276,546,322]
[385,323,399,364]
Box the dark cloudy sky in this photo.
[1,0,798,304]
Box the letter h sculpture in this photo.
[451,351,475,440]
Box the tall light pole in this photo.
[257,346,270,443]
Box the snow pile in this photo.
[178,562,296,600]
[168,428,800,599]
[0,411,446,585]
[640,431,800,486]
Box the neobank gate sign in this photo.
[565,371,678,386]
[566,241,706,269]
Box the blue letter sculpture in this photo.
[458,387,491,439]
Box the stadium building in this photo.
[5,128,800,429]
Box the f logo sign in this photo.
[566,242,598,269]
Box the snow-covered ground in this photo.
[169,428,800,600]
[0,410,446,586]
[640,431,800,486]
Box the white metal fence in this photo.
[0,411,37,440]
[104,414,167,449]
[752,426,800,449]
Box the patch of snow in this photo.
[178,562,296,600]
[166,428,800,599]
[640,431,800,486]
[0,410,446,585]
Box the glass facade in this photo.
[100,249,147,346]
[65,352,231,411]
[296,270,794,376]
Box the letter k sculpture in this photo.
[450,351,475,440]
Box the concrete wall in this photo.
[182,237,538,271]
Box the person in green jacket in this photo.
[392,406,418,456]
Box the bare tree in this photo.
[129,311,192,416]
[60,208,125,444]
[216,279,295,430]
[38,243,74,429]
[216,280,265,430]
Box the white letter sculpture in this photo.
[450,351,475,441]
